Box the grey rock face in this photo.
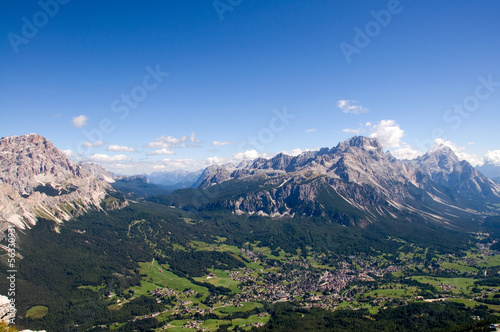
[413,145,500,200]
[0,134,115,229]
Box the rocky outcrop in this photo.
[0,134,117,229]
[0,295,12,325]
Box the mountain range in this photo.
[1,134,499,233]
[170,136,500,228]
[148,170,202,190]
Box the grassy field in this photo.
[481,254,500,267]
[77,284,105,292]
[441,261,479,273]
[130,261,209,297]
[189,240,241,255]
[231,314,271,330]
[364,288,407,298]
[412,276,476,294]
[464,252,500,268]
[163,319,196,331]
[250,245,293,262]
[129,279,159,297]
[214,302,263,315]
[159,315,269,331]
[201,319,231,331]
[26,306,49,319]
[194,269,241,294]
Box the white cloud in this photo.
[72,115,89,127]
[159,158,198,169]
[144,132,199,149]
[305,128,317,133]
[233,150,262,160]
[485,150,500,166]
[342,122,373,135]
[337,100,369,114]
[280,147,319,157]
[282,148,303,156]
[88,154,132,162]
[154,157,227,171]
[433,138,483,166]
[354,120,480,164]
[146,148,176,156]
[433,138,462,151]
[205,156,224,164]
[62,149,75,157]
[342,119,421,160]
[212,141,237,146]
[342,128,362,134]
[390,145,423,160]
[82,140,105,147]
[337,100,348,109]
[369,120,405,148]
[107,145,136,152]
[86,156,227,175]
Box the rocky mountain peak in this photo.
[335,136,383,154]
[0,134,83,195]
[416,145,461,176]
[0,133,48,146]
[428,144,459,161]
[0,134,118,229]
[413,144,500,199]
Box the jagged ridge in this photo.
[189,136,500,226]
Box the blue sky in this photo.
[1,0,500,174]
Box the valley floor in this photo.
[86,235,500,331]
[5,205,500,331]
